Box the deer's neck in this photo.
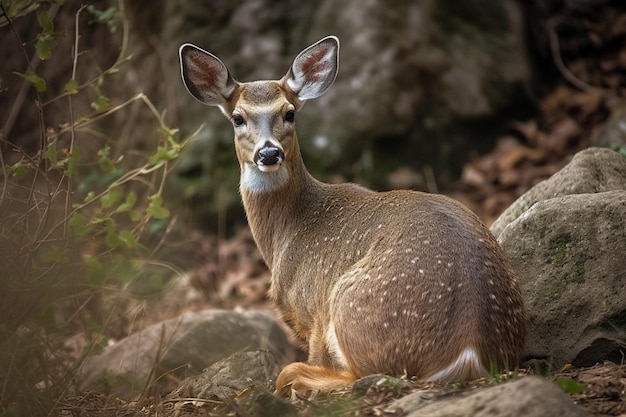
[240,149,320,268]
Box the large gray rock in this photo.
[491,147,626,238]
[75,309,294,398]
[305,0,529,155]
[393,377,590,417]
[169,349,280,400]
[168,349,297,416]
[498,191,626,368]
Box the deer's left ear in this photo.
[283,36,339,101]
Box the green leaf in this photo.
[69,212,88,237]
[45,142,58,164]
[36,35,56,60]
[87,6,118,32]
[83,191,96,204]
[148,146,170,166]
[148,195,170,219]
[7,1,38,19]
[10,162,28,179]
[40,245,71,264]
[96,145,116,173]
[37,11,54,32]
[105,221,122,248]
[35,12,56,60]
[65,79,78,95]
[83,254,105,285]
[116,192,136,214]
[555,378,584,395]
[38,40,54,57]
[91,94,110,112]
[105,225,142,250]
[117,230,139,249]
[65,145,81,177]
[148,217,169,234]
[69,212,102,240]
[15,72,46,92]
[101,186,122,209]
[129,210,143,222]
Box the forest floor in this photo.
[54,362,626,416]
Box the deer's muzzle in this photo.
[255,145,285,172]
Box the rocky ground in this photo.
[55,362,626,416]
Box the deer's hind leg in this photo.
[275,363,357,396]
[276,319,356,395]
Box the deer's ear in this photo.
[284,36,339,101]
[179,43,237,107]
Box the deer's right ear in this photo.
[179,44,236,107]
[284,36,339,101]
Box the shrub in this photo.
[0,1,187,414]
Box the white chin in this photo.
[241,162,289,193]
[257,163,281,173]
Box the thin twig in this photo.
[546,17,608,95]
[162,398,225,405]
[61,5,88,239]
[1,3,61,142]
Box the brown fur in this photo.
[179,36,527,396]
[275,363,357,396]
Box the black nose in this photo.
[256,146,284,166]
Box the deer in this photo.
[178,36,527,396]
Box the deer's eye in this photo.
[232,114,245,126]
[285,110,295,123]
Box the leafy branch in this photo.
[0,1,190,414]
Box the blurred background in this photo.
[1,0,625,413]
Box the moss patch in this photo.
[548,233,573,267]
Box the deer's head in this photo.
[179,37,339,192]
